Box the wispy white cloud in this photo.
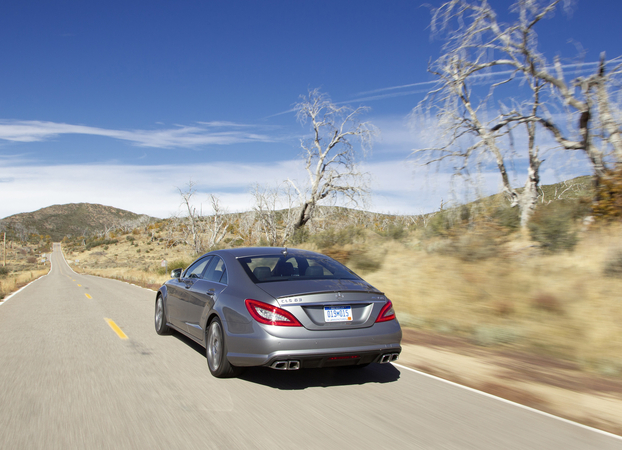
[0,151,591,220]
[0,120,277,148]
[0,159,437,219]
[0,161,306,219]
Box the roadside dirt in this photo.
[398,328,622,437]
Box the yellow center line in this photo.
[104,318,128,340]
[85,293,92,299]
[77,284,81,287]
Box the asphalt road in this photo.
[0,244,620,449]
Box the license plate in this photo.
[324,306,353,322]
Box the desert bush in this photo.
[156,258,191,275]
[603,250,622,278]
[492,204,520,230]
[289,227,310,245]
[531,292,564,314]
[85,238,118,250]
[311,226,363,249]
[473,325,521,346]
[348,249,384,273]
[426,223,506,261]
[491,300,515,317]
[528,202,580,252]
[0,266,9,277]
[423,210,454,238]
[27,257,37,264]
[378,224,407,240]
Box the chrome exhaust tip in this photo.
[270,361,288,370]
[287,360,300,370]
[390,353,399,362]
[379,354,392,364]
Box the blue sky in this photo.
[1,0,621,219]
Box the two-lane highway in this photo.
[0,244,620,449]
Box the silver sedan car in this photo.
[155,247,402,378]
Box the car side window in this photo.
[185,256,212,279]
[203,256,227,284]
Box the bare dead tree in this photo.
[251,182,298,246]
[288,89,377,230]
[178,181,203,254]
[205,194,229,249]
[252,183,280,246]
[414,0,622,227]
[235,211,258,247]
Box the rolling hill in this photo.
[0,203,157,241]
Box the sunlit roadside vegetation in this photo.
[0,236,51,300]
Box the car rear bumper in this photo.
[224,319,402,368]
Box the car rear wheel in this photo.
[206,317,242,378]
[154,295,170,335]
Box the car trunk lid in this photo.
[257,280,387,330]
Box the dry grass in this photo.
[0,268,50,300]
[364,225,622,377]
[65,233,196,290]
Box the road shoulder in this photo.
[398,328,622,437]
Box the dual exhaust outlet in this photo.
[270,353,399,370]
[270,360,300,371]
[379,353,400,364]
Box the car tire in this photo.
[155,295,170,335]
[206,317,242,378]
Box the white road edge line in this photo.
[393,362,622,441]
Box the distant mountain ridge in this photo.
[0,203,156,241]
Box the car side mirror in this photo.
[171,268,183,279]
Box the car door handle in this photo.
[206,289,215,296]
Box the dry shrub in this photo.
[491,300,515,317]
[426,222,508,261]
[348,248,385,273]
[528,201,585,252]
[473,325,521,346]
[321,248,351,264]
[593,167,622,221]
[531,292,564,314]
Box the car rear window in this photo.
[237,253,361,283]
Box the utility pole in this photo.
[3,232,6,267]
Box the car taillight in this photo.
[245,299,302,327]
[375,300,396,323]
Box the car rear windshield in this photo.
[237,253,362,284]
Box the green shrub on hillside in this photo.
[311,226,363,249]
[528,202,581,252]
[85,238,118,250]
[156,258,191,276]
[348,249,385,273]
[423,210,454,238]
[492,204,520,230]
[426,223,507,261]
[378,224,408,240]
